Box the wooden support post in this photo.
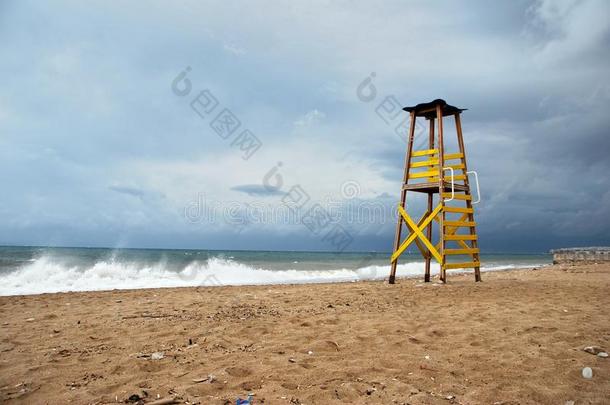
[424,117,435,282]
[436,105,446,282]
[455,113,481,282]
[389,111,416,284]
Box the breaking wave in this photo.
[0,256,542,296]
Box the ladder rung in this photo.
[445,163,465,171]
[425,174,467,182]
[444,248,479,255]
[444,261,480,269]
[409,170,439,179]
[444,153,464,160]
[442,193,471,200]
[444,207,474,214]
[444,221,476,228]
[411,149,438,157]
[410,159,439,168]
[410,162,464,171]
[445,234,477,241]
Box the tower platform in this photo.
[403,181,468,194]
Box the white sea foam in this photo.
[0,256,543,296]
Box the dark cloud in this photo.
[0,0,609,252]
[108,185,166,202]
[231,184,285,197]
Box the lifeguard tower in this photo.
[389,99,481,284]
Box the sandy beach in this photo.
[1,264,608,405]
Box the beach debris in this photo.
[236,394,253,405]
[307,350,313,355]
[419,364,437,372]
[2,382,40,400]
[446,395,455,400]
[424,355,430,360]
[581,367,593,379]
[25,318,35,322]
[288,357,296,363]
[583,346,604,355]
[150,352,165,360]
[597,352,608,358]
[57,348,71,357]
[126,392,145,403]
[408,335,421,344]
[147,397,179,405]
[192,374,215,383]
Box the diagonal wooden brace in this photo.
[391,204,442,263]
[413,212,431,259]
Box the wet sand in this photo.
[0,264,609,404]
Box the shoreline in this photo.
[1,263,608,404]
[0,262,549,298]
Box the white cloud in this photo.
[293,109,325,128]
[223,43,246,56]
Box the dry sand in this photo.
[0,264,609,404]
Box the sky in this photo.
[0,0,609,253]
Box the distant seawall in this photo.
[550,247,610,264]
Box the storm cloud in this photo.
[0,0,608,252]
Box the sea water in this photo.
[0,246,551,296]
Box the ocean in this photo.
[0,246,551,296]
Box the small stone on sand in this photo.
[151,352,164,360]
[581,367,593,379]
[584,346,603,355]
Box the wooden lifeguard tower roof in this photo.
[402,99,467,119]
